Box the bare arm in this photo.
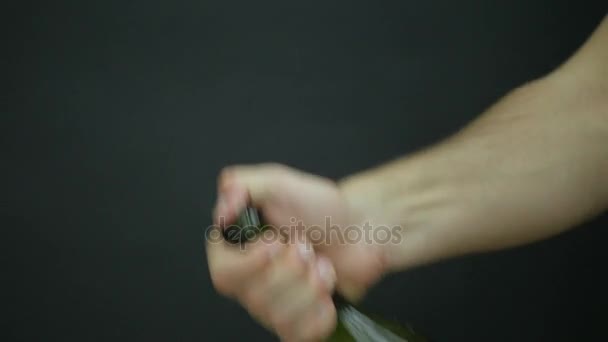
[339,15,608,273]
[208,16,608,341]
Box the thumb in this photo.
[214,163,287,225]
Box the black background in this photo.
[4,1,608,341]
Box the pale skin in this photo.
[207,15,608,342]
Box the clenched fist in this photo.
[206,164,389,341]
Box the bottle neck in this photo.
[331,292,351,310]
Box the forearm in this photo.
[339,20,608,272]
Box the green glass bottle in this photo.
[223,207,429,342]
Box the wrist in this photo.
[337,151,463,273]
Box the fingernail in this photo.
[316,257,336,290]
[297,242,314,262]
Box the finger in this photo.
[246,243,317,338]
[213,181,249,227]
[273,271,332,340]
[219,163,289,207]
[274,255,336,340]
[314,255,337,293]
[259,242,313,298]
[271,284,317,340]
[207,236,283,296]
[295,296,337,341]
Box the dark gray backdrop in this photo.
[4,1,607,341]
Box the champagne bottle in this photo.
[222,207,429,342]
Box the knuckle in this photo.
[242,289,266,316]
[319,312,338,338]
[306,307,337,341]
[284,259,307,280]
[267,275,295,295]
[299,326,322,341]
[261,162,286,172]
[270,312,293,337]
[308,276,326,299]
[218,166,235,182]
[248,248,271,270]
[210,271,232,296]
[264,163,292,181]
[293,264,308,279]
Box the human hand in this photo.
[206,163,389,341]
